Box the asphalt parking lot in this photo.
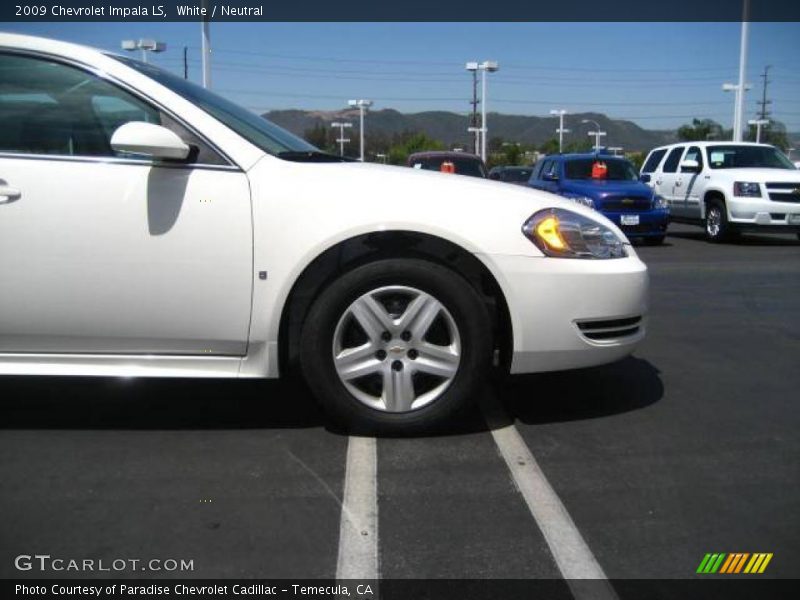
[1,223,798,592]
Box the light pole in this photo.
[331,121,353,156]
[201,0,211,88]
[581,119,606,152]
[376,153,387,164]
[550,109,569,153]
[348,99,373,162]
[723,0,751,141]
[748,118,769,143]
[608,146,624,156]
[466,62,480,155]
[121,39,166,63]
[478,61,499,163]
[788,148,795,160]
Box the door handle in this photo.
[675,180,682,187]
[0,185,21,204]
[655,179,662,185]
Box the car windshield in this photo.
[504,168,533,182]
[564,158,639,181]
[110,55,317,156]
[411,156,487,178]
[706,145,795,170]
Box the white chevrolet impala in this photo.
[0,34,648,431]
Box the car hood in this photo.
[558,179,653,199]
[252,158,631,258]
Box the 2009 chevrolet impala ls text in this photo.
[0,34,648,432]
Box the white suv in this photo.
[640,142,800,242]
[0,34,648,432]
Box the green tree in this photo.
[677,118,724,142]
[384,131,445,165]
[538,138,559,155]
[303,123,330,150]
[745,120,790,150]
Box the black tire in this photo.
[704,200,737,243]
[643,235,665,246]
[300,258,492,434]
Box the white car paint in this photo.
[0,33,648,380]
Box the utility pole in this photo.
[201,0,211,88]
[331,121,352,156]
[183,46,188,80]
[348,99,373,162]
[757,65,772,120]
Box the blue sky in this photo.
[4,21,800,131]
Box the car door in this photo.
[675,145,705,219]
[0,52,253,355]
[655,146,686,216]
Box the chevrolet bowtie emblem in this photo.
[622,198,634,204]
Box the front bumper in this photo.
[728,197,800,229]
[480,252,649,374]
[601,208,670,238]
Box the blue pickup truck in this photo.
[528,153,670,244]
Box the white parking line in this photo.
[336,435,379,580]
[482,396,619,600]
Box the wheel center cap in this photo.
[388,345,406,354]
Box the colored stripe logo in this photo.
[696,553,773,574]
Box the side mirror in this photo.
[640,173,651,183]
[543,172,559,181]
[111,122,190,161]
[680,159,700,173]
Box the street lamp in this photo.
[747,118,769,144]
[550,109,569,153]
[121,39,166,64]
[348,99,373,162]
[608,146,624,156]
[581,119,606,152]
[376,153,387,164]
[331,121,353,157]
[466,61,499,162]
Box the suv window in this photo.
[662,146,685,173]
[0,53,225,164]
[682,146,703,172]
[540,160,558,179]
[642,148,667,173]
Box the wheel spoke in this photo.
[414,342,460,379]
[334,343,381,380]
[349,294,394,340]
[382,367,415,412]
[400,293,441,340]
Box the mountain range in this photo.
[264,108,679,153]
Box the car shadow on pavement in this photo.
[501,356,664,427]
[667,230,800,246]
[0,376,327,431]
[0,357,663,436]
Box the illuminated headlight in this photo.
[733,181,761,197]
[653,195,669,210]
[522,208,628,259]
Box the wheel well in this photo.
[703,190,725,217]
[278,231,513,376]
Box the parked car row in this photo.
[411,144,799,244]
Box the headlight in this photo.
[653,195,669,210]
[733,181,761,197]
[522,208,628,259]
